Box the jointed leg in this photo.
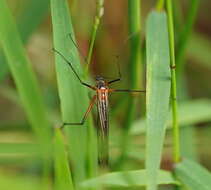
[67,33,88,64]
[52,48,96,90]
[108,56,122,84]
[62,95,97,128]
[110,89,146,93]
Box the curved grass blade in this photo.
[51,0,97,184]
[54,129,74,190]
[0,0,50,81]
[81,169,179,188]
[131,99,211,135]
[0,0,50,142]
[175,159,211,190]
[146,11,171,190]
[0,0,51,187]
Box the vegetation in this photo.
[0,0,211,190]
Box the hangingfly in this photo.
[53,46,145,165]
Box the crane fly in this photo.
[53,42,145,165]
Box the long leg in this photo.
[62,95,97,128]
[108,32,140,85]
[52,48,96,90]
[67,33,88,64]
[108,56,122,84]
[110,89,146,93]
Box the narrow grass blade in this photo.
[146,11,171,190]
[166,0,180,163]
[116,0,143,169]
[0,0,50,80]
[172,0,200,164]
[0,0,50,142]
[131,99,211,135]
[86,0,104,69]
[51,0,97,184]
[81,169,179,188]
[175,159,211,190]
[176,0,200,76]
[54,129,74,190]
[0,1,51,187]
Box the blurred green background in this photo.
[0,0,211,189]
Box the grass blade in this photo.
[0,0,51,187]
[81,169,179,188]
[0,0,50,142]
[86,0,104,70]
[131,99,211,135]
[51,0,97,185]
[175,159,211,190]
[116,0,143,169]
[166,0,180,163]
[0,0,50,81]
[175,0,200,76]
[146,11,171,190]
[54,129,74,190]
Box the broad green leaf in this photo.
[81,169,179,188]
[0,0,50,142]
[51,0,97,184]
[175,159,211,190]
[145,11,171,190]
[131,99,211,135]
[54,129,74,190]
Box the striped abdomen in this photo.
[97,87,109,165]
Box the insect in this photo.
[53,37,145,165]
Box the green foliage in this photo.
[187,33,211,68]
[145,11,171,190]
[0,173,41,190]
[0,0,50,142]
[0,0,51,188]
[131,99,211,134]
[0,0,210,190]
[176,0,200,75]
[175,159,211,190]
[116,0,143,168]
[54,129,74,190]
[51,0,97,185]
[0,0,50,80]
[81,169,179,188]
